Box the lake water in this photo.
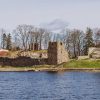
[0,71,100,100]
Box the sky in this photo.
[0,0,100,31]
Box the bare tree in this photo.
[43,30,52,49]
[93,28,100,47]
[63,29,84,58]
[38,28,45,50]
[63,29,71,56]
[14,25,34,50]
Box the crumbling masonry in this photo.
[48,42,69,65]
[0,42,69,66]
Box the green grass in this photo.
[63,60,100,68]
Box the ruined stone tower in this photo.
[34,43,39,51]
[29,43,39,51]
[48,42,69,65]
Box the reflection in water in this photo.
[0,72,100,100]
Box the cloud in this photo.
[40,19,69,32]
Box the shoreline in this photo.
[0,67,100,72]
[0,59,99,72]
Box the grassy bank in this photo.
[63,60,100,68]
[0,59,100,72]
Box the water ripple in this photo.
[0,72,100,100]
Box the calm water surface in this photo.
[0,71,100,100]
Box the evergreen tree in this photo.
[2,33,7,49]
[6,33,12,50]
[84,28,94,55]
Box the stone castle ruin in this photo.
[0,42,69,66]
[88,47,100,59]
[78,47,100,60]
[48,42,69,65]
[29,43,39,51]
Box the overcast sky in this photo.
[0,0,100,31]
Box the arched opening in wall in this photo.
[60,42,62,45]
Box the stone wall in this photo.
[48,42,69,65]
[88,47,100,59]
[78,56,89,60]
[48,42,57,65]
[17,51,47,59]
[29,43,39,50]
[0,42,69,66]
[0,57,48,67]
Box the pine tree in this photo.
[84,28,94,55]
[2,33,7,49]
[6,33,12,50]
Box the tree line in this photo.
[0,24,100,58]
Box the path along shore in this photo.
[0,67,100,72]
